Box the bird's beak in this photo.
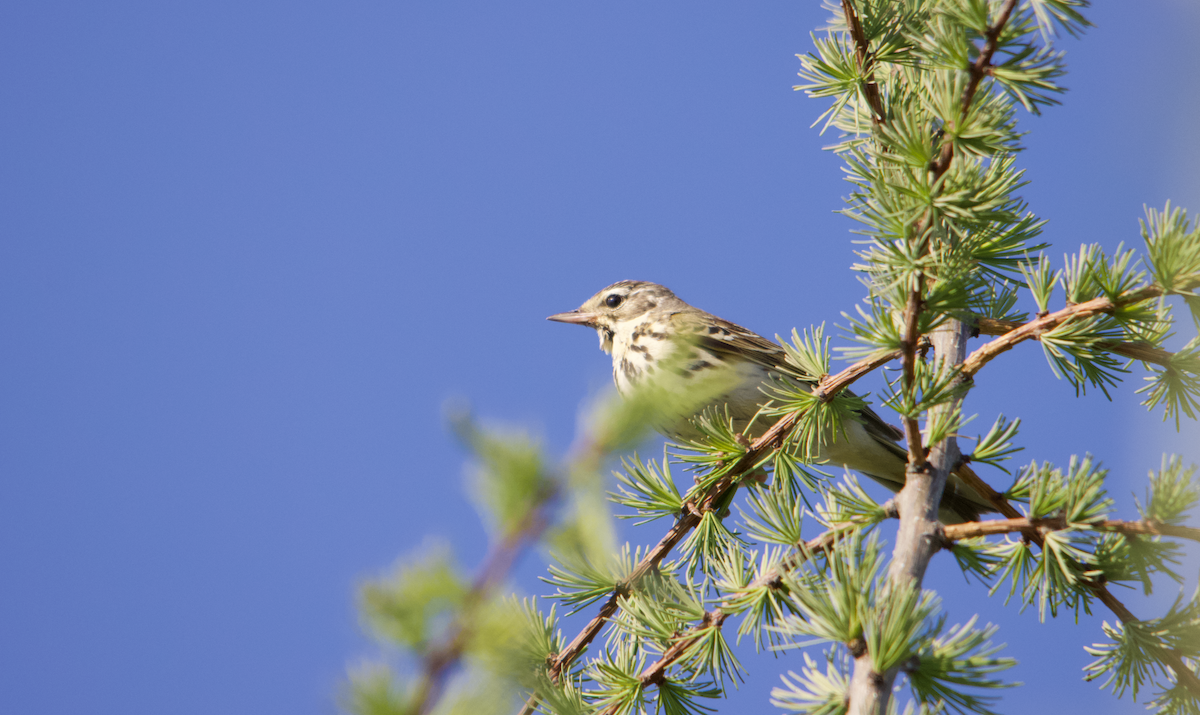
[547,310,599,326]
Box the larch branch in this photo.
[974,315,1175,367]
[962,287,1163,378]
[840,0,886,124]
[950,464,1200,697]
[516,349,901,715]
[596,609,730,715]
[941,516,1200,544]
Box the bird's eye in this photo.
[605,294,623,308]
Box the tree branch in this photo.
[413,499,554,715]
[950,464,1200,697]
[747,529,845,591]
[962,287,1163,377]
[840,0,886,124]
[517,350,901,715]
[941,515,1200,543]
[974,315,1175,367]
[929,0,1018,177]
[849,320,973,715]
[595,609,730,715]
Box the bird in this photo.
[547,280,992,523]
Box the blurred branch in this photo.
[413,495,556,715]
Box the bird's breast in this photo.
[610,319,676,395]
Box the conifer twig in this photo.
[595,609,730,715]
[951,464,1200,697]
[412,499,555,715]
[973,313,1175,368]
[840,0,886,124]
[940,515,1200,543]
[929,0,1018,177]
[847,3,1020,710]
[963,286,1164,377]
[517,349,901,715]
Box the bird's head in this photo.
[547,280,682,353]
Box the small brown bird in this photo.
[548,280,991,523]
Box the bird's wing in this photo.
[669,310,906,444]
[668,310,788,370]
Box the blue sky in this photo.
[2,2,1199,714]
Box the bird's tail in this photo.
[864,438,995,525]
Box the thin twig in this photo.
[748,529,845,590]
[941,515,1200,543]
[962,287,1163,377]
[594,609,730,715]
[929,0,1019,177]
[841,0,886,124]
[846,2,1022,709]
[517,350,902,715]
[974,315,1175,367]
[951,464,1200,697]
[412,499,554,715]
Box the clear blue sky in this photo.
[2,2,1198,714]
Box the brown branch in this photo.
[1096,520,1200,542]
[949,463,1200,697]
[840,0,886,124]
[413,499,555,715]
[748,529,845,591]
[595,529,855,712]
[975,315,1175,368]
[594,609,730,715]
[517,350,902,715]
[942,516,1200,543]
[930,0,1019,178]
[846,1,1023,708]
[962,286,1163,378]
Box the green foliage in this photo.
[1143,203,1200,297]
[543,544,633,613]
[741,484,808,547]
[359,544,467,652]
[1005,455,1112,524]
[344,664,411,715]
[672,407,751,493]
[1138,337,1200,428]
[774,533,885,647]
[453,413,551,537]
[350,3,1200,714]
[1085,591,1200,703]
[880,352,970,440]
[812,473,892,529]
[1139,457,1200,525]
[968,414,1022,472]
[611,451,684,526]
[1092,532,1182,596]
[908,617,1017,715]
[763,330,871,464]
[770,651,850,715]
